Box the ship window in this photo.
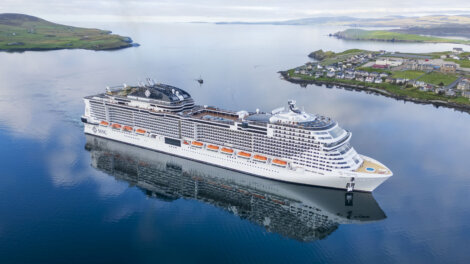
[329,126,345,138]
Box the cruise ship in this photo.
[81,81,392,192]
[85,134,386,241]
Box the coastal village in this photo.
[287,48,470,102]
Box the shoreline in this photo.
[0,43,138,52]
[279,71,470,114]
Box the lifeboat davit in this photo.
[111,123,121,129]
[100,121,109,126]
[207,145,219,151]
[192,141,204,148]
[272,159,287,167]
[221,147,234,154]
[135,128,146,134]
[253,154,267,162]
[237,151,251,159]
[123,126,133,132]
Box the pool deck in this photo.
[355,159,390,174]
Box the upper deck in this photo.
[86,82,193,106]
[86,83,336,131]
[181,105,336,131]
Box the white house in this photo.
[453,47,464,54]
[375,57,403,67]
[457,79,470,91]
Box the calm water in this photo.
[1,23,470,263]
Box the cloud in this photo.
[46,132,129,197]
[1,0,470,23]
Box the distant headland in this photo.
[331,29,470,46]
[0,13,139,52]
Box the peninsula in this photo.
[0,13,137,51]
[281,49,470,113]
[332,29,470,45]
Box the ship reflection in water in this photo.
[85,135,386,242]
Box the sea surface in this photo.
[0,23,469,264]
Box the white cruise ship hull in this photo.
[84,123,391,192]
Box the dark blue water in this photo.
[1,23,469,263]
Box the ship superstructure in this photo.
[81,82,392,192]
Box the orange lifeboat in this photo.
[123,126,133,132]
[183,140,190,145]
[253,155,267,162]
[207,145,219,151]
[221,147,234,154]
[100,121,109,126]
[237,151,251,159]
[136,128,146,134]
[111,123,121,129]
[192,141,204,148]
[272,159,287,167]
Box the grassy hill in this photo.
[333,29,470,45]
[347,15,470,27]
[308,49,376,66]
[0,13,136,51]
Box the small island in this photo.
[280,48,470,113]
[0,13,137,51]
[332,29,470,45]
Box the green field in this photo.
[0,13,135,51]
[359,67,391,74]
[445,58,470,68]
[419,72,459,86]
[309,49,375,66]
[335,29,470,45]
[391,71,426,80]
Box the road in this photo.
[446,76,463,90]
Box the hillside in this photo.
[216,15,470,27]
[347,15,470,27]
[392,25,470,38]
[0,13,136,51]
[215,15,470,39]
[333,29,470,45]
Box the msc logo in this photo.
[92,126,97,133]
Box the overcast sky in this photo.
[2,0,470,22]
